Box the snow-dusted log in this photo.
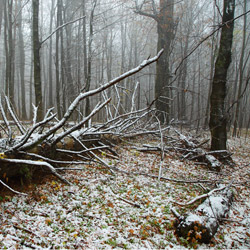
[172,186,234,243]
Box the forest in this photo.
[0,0,250,249]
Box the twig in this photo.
[110,186,141,208]
[8,113,57,152]
[70,135,116,175]
[19,151,91,165]
[56,145,109,155]
[41,16,86,45]
[171,185,227,206]
[118,197,141,208]
[112,166,223,184]
[0,158,71,185]
[52,99,110,146]
[0,179,27,196]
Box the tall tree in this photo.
[232,0,247,137]
[85,0,97,116]
[4,0,15,108]
[0,0,4,36]
[55,0,63,119]
[209,0,235,150]
[47,0,55,109]
[135,0,175,123]
[17,0,27,119]
[32,0,43,121]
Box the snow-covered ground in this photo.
[0,134,250,249]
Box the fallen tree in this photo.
[133,129,233,171]
[172,184,234,244]
[0,50,163,192]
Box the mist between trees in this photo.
[0,0,249,135]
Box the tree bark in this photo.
[55,0,62,119]
[85,0,97,117]
[135,0,175,123]
[155,0,175,123]
[48,0,55,109]
[17,0,27,120]
[32,0,43,121]
[4,1,15,108]
[209,0,235,151]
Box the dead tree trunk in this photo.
[173,186,233,243]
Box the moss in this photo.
[18,165,33,182]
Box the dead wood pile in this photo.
[0,51,163,190]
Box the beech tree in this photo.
[209,0,235,150]
[135,0,176,123]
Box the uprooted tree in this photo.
[0,50,163,191]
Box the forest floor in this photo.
[0,131,250,249]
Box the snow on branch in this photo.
[16,50,163,151]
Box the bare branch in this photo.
[174,9,250,75]
[41,16,86,45]
[0,158,70,185]
[8,113,57,152]
[18,50,163,151]
[172,185,227,206]
[0,179,27,196]
[52,99,111,146]
[5,96,26,135]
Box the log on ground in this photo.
[173,187,233,243]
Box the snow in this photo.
[0,134,250,249]
[198,196,229,218]
[184,213,204,226]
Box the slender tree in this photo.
[85,0,97,116]
[17,0,27,119]
[232,0,247,137]
[32,0,43,121]
[4,0,15,108]
[209,0,235,150]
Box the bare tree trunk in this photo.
[135,0,176,123]
[29,50,33,119]
[155,0,175,123]
[17,0,27,120]
[59,7,66,116]
[0,0,3,36]
[4,0,15,108]
[63,6,76,109]
[232,0,247,137]
[204,2,218,128]
[85,0,97,116]
[32,0,43,121]
[48,0,55,109]
[55,0,61,119]
[209,0,235,151]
